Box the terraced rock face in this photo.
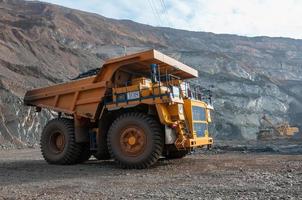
[0,0,301,147]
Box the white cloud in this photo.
[40,0,302,39]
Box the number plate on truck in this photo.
[127,91,140,100]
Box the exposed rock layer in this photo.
[0,0,301,147]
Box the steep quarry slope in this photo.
[0,0,301,147]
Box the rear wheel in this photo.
[40,118,82,165]
[107,112,163,169]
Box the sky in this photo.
[39,0,302,39]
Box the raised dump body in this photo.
[24,76,105,118]
[24,50,197,119]
[24,49,213,169]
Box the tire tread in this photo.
[40,118,82,165]
[107,112,163,169]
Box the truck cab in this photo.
[106,68,213,150]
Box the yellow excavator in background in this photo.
[257,114,300,140]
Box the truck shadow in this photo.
[0,158,174,186]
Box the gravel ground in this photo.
[0,148,301,200]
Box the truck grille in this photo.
[193,123,207,137]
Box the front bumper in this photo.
[185,137,213,148]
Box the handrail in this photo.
[106,77,212,106]
[181,81,212,103]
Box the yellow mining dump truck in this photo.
[24,49,213,169]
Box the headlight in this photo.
[207,109,212,123]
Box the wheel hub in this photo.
[50,132,65,153]
[120,127,146,156]
[128,136,136,145]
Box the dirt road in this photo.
[0,148,301,200]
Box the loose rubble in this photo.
[0,147,301,199]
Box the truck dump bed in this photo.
[24,49,198,120]
[24,76,105,118]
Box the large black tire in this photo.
[107,112,163,169]
[93,124,110,160]
[40,118,82,165]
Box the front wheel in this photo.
[107,112,163,169]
